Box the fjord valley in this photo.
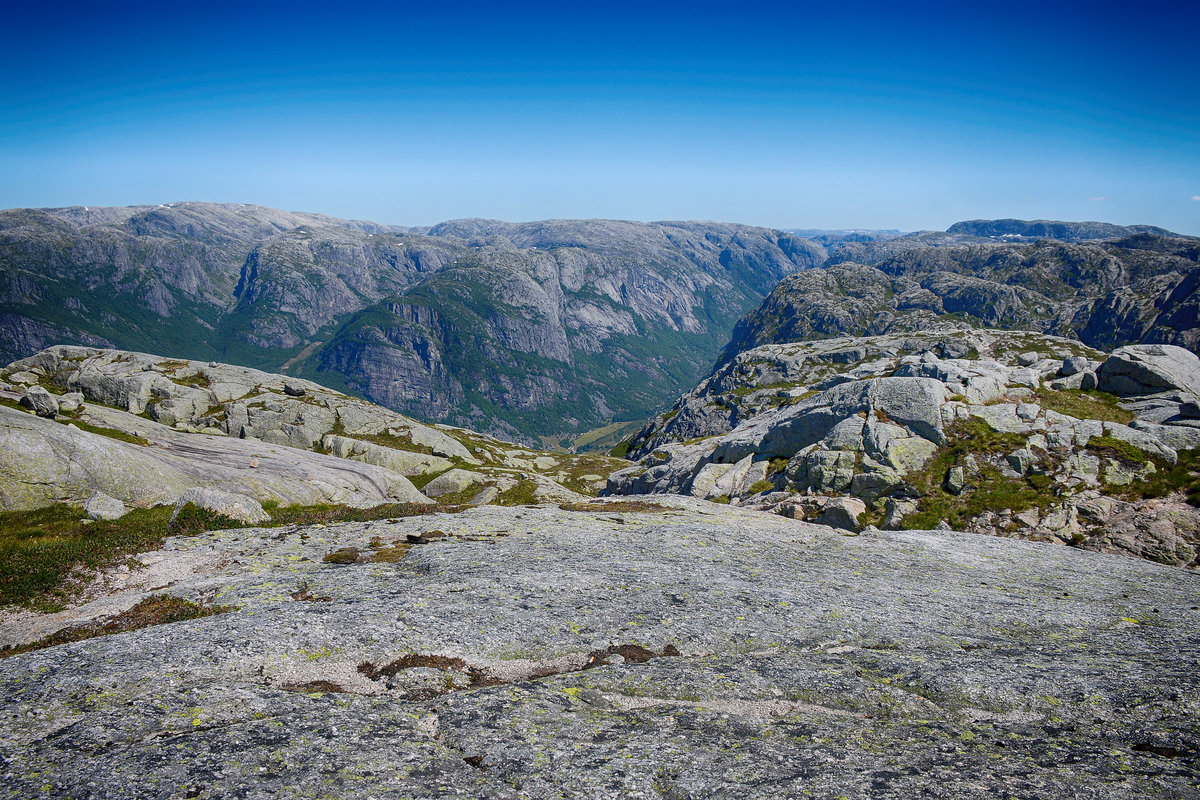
[0,202,825,445]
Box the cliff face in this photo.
[0,203,824,441]
[721,235,1200,364]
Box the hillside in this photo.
[0,204,824,443]
[721,235,1200,363]
[1,350,1197,794]
[614,328,1200,568]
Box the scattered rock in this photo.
[83,490,127,521]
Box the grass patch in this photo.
[495,479,541,506]
[609,441,631,459]
[901,417,1061,531]
[747,479,776,494]
[0,500,462,611]
[1100,447,1200,504]
[1034,388,1134,425]
[66,418,151,447]
[0,594,232,658]
[1085,435,1151,466]
[0,505,177,610]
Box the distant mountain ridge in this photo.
[0,202,824,441]
[720,233,1200,364]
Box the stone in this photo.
[282,380,307,397]
[1016,351,1039,366]
[944,466,965,495]
[84,490,127,521]
[7,370,41,385]
[19,386,58,418]
[56,391,85,413]
[1059,356,1093,377]
[1079,371,1098,390]
[421,469,487,498]
[169,488,271,526]
[1098,344,1200,397]
[1007,449,1034,475]
[813,496,866,531]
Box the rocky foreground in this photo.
[2,498,1199,798]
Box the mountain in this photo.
[0,203,824,442]
[720,234,1200,363]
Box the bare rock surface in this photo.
[0,405,429,510]
[1,498,1198,797]
[612,330,1200,567]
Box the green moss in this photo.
[0,594,232,658]
[902,418,1061,531]
[747,479,775,494]
[1034,389,1134,425]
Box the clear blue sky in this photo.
[2,1,1197,233]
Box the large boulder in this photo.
[1098,344,1200,396]
[84,490,127,521]
[19,386,58,418]
[169,488,271,527]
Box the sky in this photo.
[2,0,1198,233]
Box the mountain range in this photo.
[2,203,1194,445]
[0,203,823,443]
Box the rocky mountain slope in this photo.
[0,203,824,442]
[0,346,624,514]
[3,497,1199,797]
[612,329,1200,568]
[721,234,1200,362]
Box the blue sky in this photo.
[2,1,1198,233]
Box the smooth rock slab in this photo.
[1,499,1197,798]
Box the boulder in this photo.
[84,490,127,521]
[1059,356,1094,377]
[1098,344,1200,397]
[19,386,58,418]
[57,391,85,413]
[422,469,487,498]
[813,497,867,531]
[169,488,271,527]
[1016,351,1039,367]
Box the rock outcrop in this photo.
[611,330,1200,567]
[0,346,627,513]
[1,499,1197,797]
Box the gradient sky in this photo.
[2,0,1198,233]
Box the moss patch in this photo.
[902,418,1061,531]
[0,594,232,658]
[1034,389,1135,425]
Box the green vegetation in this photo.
[902,418,1060,531]
[1100,447,1200,505]
[495,480,540,506]
[1033,388,1134,424]
[0,500,462,611]
[0,505,177,610]
[0,595,232,659]
[67,419,151,446]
